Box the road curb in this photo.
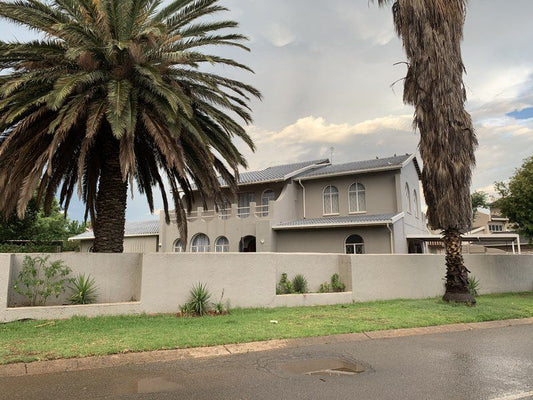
[2,317,532,378]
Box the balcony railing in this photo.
[183,201,272,222]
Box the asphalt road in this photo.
[1,324,532,400]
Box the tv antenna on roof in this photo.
[330,146,334,164]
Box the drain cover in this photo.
[282,358,365,376]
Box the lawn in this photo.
[1,292,532,365]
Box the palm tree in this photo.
[377,0,477,304]
[0,0,260,252]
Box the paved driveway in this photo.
[1,324,532,399]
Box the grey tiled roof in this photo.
[69,219,159,240]
[273,213,399,230]
[221,159,329,186]
[295,154,412,179]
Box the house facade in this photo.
[158,154,429,254]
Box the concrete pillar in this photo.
[0,254,13,322]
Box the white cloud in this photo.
[248,115,413,146]
[264,23,295,47]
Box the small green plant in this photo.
[12,255,73,306]
[276,273,293,294]
[331,273,346,292]
[292,274,308,294]
[68,274,98,305]
[319,282,332,293]
[319,273,346,293]
[468,276,480,297]
[181,282,211,316]
[213,289,230,315]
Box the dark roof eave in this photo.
[296,165,403,181]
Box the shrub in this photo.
[468,276,480,297]
[12,255,73,306]
[292,274,308,294]
[68,274,98,304]
[276,273,293,294]
[319,273,346,293]
[319,282,331,293]
[213,289,230,315]
[181,282,211,316]
[331,273,346,292]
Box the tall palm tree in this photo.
[0,0,260,252]
[377,0,477,304]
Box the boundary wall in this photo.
[1,253,531,322]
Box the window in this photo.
[405,183,411,213]
[190,234,210,252]
[489,224,503,232]
[349,182,366,213]
[215,236,229,252]
[238,192,254,218]
[413,190,419,218]
[261,189,275,216]
[345,235,364,254]
[323,185,339,215]
[173,239,184,252]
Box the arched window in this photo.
[323,185,339,215]
[261,189,275,216]
[190,234,210,252]
[413,190,419,218]
[405,183,411,213]
[215,236,229,253]
[349,182,366,213]
[173,239,184,252]
[345,235,364,254]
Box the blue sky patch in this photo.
[507,107,533,120]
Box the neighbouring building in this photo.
[71,220,159,253]
[70,154,429,254]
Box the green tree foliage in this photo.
[0,196,86,252]
[0,0,260,253]
[471,191,489,220]
[494,156,533,240]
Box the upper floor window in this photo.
[489,224,503,232]
[238,192,254,218]
[349,182,366,213]
[215,236,229,252]
[261,189,275,216]
[323,185,339,215]
[345,234,364,254]
[173,239,184,252]
[190,233,210,252]
[405,183,411,214]
[413,190,419,218]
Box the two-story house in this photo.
[157,154,428,254]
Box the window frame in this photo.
[344,234,365,254]
[215,236,230,253]
[190,233,210,253]
[405,183,412,214]
[323,185,340,216]
[173,239,184,252]
[348,181,366,214]
[413,189,419,218]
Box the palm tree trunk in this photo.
[92,132,127,253]
[442,228,475,304]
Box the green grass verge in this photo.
[1,292,532,365]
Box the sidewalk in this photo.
[2,317,532,378]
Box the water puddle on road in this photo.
[281,358,365,377]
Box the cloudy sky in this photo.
[1,0,532,222]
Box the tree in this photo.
[0,196,86,252]
[0,0,260,252]
[471,191,488,220]
[377,0,477,304]
[494,156,533,240]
